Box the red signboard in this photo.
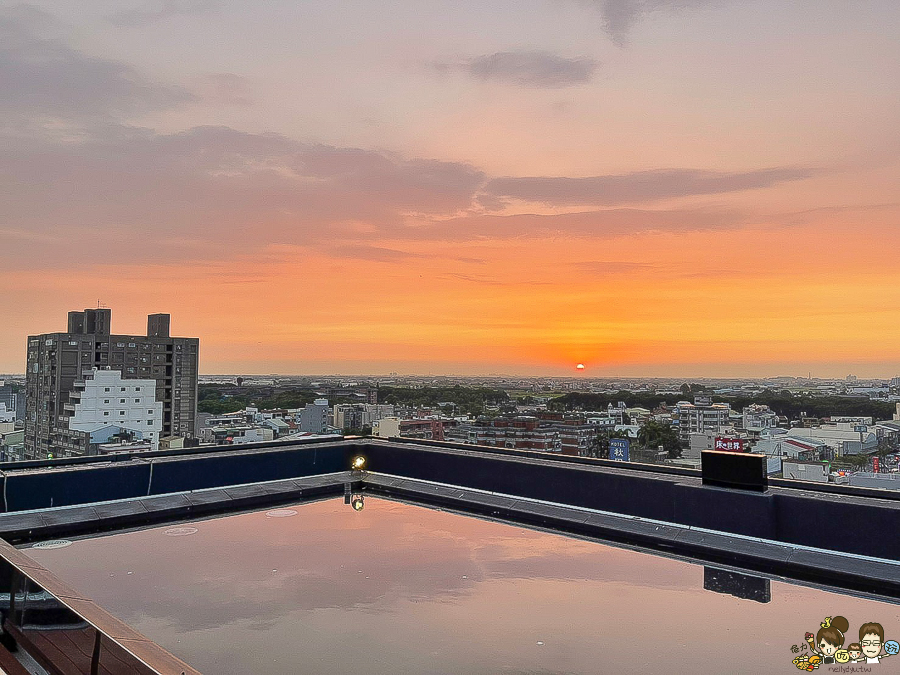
[873,456,880,473]
[714,437,746,453]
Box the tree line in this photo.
[550,390,896,421]
[377,386,510,416]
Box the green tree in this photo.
[637,421,682,459]
[588,429,629,459]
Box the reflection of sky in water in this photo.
[29,498,900,675]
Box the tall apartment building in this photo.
[25,309,199,459]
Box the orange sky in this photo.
[1,2,899,377]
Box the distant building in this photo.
[333,403,395,430]
[784,426,876,458]
[553,421,598,456]
[261,417,291,438]
[782,460,829,482]
[848,472,900,491]
[742,404,778,434]
[755,436,829,461]
[372,417,401,438]
[0,382,24,422]
[199,424,274,445]
[25,308,199,459]
[446,416,560,452]
[298,399,330,434]
[687,432,717,459]
[0,403,14,425]
[333,404,361,430]
[673,398,731,443]
[0,426,25,462]
[829,416,873,425]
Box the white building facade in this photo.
[68,369,163,451]
[742,404,778,434]
[674,398,731,443]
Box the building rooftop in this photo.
[1,438,899,673]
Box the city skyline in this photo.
[2,1,899,378]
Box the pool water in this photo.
[27,496,900,674]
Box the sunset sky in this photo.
[2,1,899,377]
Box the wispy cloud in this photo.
[0,124,485,267]
[483,167,816,206]
[403,207,750,243]
[326,246,429,263]
[0,6,192,126]
[108,0,217,28]
[572,260,657,275]
[439,51,598,88]
[0,9,824,271]
[592,0,726,46]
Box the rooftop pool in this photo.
[26,496,900,674]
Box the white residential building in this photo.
[68,369,163,451]
[674,399,731,443]
[742,404,778,433]
[0,403,14,425]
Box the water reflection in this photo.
[0,561,157,674]
[26,497,900,675]
[703,567,771,604]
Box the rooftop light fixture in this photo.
[351,455,367,471]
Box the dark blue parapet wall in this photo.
[2,438,900,561]
[1,440,354,512]
[357,441,900,561]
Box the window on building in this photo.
[148,420,153,425]
[104,399,109,404]
[103,412,110,416]
[104,388,110,392]
[119,411,125,415]
[120,388,126,392]
[147,410,154,415]
[134,399,140,403]
[120,399,126,404]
